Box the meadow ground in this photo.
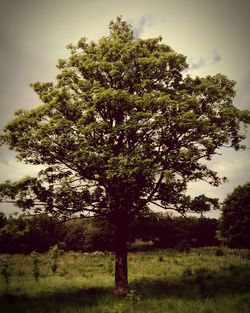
[0,248,249,313]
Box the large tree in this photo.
[220,182,250,248]
[0,17,249,295]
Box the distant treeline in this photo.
[0,212,219,254]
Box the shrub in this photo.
[158,255,164,262]
[0,259,10,291]
[126,289,142,303]
[48,245,60,274]
[215,248,224,256]
[183,267,193,277]
[176,240,191,253]
[31,251,40,282]
[228,264,237,274]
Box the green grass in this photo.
[0,248,250,312]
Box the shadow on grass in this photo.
[130,263,250,299]
[1,264,250,312]
[0,287,113,313]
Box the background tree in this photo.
[0,17,249,295]
[192,217,219,247]
[0,212,219,253]
[0,214,63,254]
[0,212,6,228]
[220,182,250,248]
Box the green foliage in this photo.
[176,240,191,253]
[31,251,40,282]
[158,255,164,262]
[0,259,10,290]
[0,213,64,254]
[182,267,193,278]
[220,182,250,248]
[60,219,86,252]
[48,245,60,274]
[0,213,220,254]
[1,17,248,222]
[125,289,142,302]
[132,213,219,249]
[0,212,6,228]
[215,248,224,256]
[82,218,116,252]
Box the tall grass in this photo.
[0,248,249,313]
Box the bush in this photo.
[158,255,164,262]
[176,240,191,253]
[183,267,193,277]
[31,251,40,282]
[215,248,224,256]
[48,245,60,274]
[0,259,10,291]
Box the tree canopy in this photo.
[0,17,249,294]
[220,182,250,248]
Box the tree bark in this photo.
[113,227,129,296]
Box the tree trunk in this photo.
[114,229,128,296]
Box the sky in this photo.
[0,0,249,218]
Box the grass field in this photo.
[0,248,250,313]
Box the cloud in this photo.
[0,155,44,182]
[234,71,250,108]
[189,57,206,70]
[187,148,250,202]
[132,15,153,38]
[188,49,222,71]
[213,49,221,63]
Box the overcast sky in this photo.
[0,0,249,218]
